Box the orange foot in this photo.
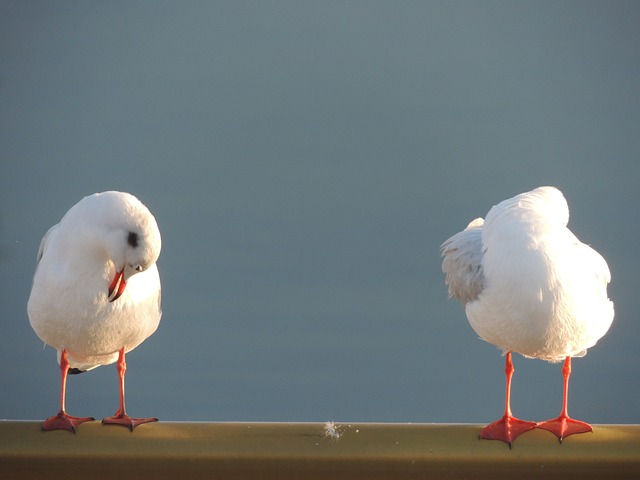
[536,415,592,443]
[480,415,536,448]
[42,411,95,433]
[102,413,158,431]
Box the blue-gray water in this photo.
[1,1,639,425]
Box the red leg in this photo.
[479,352,536,447]
[102,347,157,431]
[536,356,592,442]
[42,349,94,433]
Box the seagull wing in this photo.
[34,224,59,267]
[441,218,485,304]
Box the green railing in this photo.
[1,421,639,479]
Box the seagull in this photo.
[441,186,614,446]
[28,191,162,432]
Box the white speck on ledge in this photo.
[323,421,342,440]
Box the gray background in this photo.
[1,1,639,425]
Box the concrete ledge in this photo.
[1,421,639,479]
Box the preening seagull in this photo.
[441,186,614,446]
[28,191,162,432]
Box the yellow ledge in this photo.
[1,421,639,479]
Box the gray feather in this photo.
[441,218,485,304]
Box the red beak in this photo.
[108,269,127,302]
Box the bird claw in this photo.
[536,415,592,442]
[480,415,537,447]
[102,413,158,431]
[42,411,95,433]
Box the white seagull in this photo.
[28,191,162,432]
[441,186,614,446]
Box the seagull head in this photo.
[107,232,159,302]
[89,192,161,302]
[482,186,570,244]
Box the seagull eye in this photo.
[127,231,139,248]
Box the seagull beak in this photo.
[108,269,127,302]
